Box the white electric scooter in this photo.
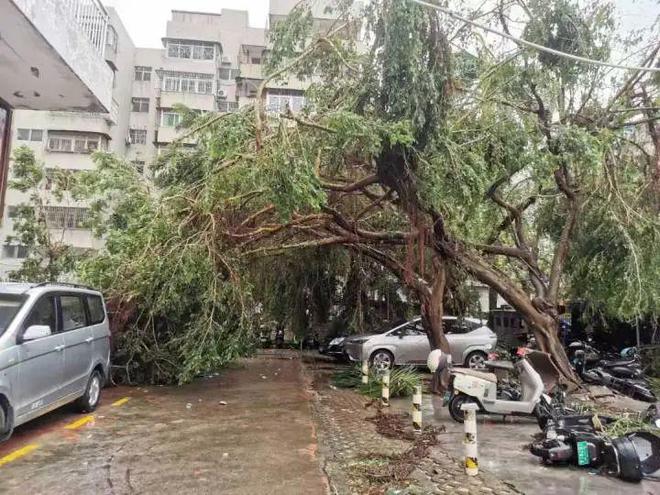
[436,348,561,428]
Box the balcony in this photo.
[0,0,114,113]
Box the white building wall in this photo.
[0,2,347,278]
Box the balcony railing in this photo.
[63,0,109,55]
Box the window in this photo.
[135,66,152,82]
[44,168,80,191]
[86,295,106,325]
[251,57,261,64]
[2,244,28,259]
[106,25,118,54]
[217,101,239,113]
[129,129,147,145]
[132,160,145,174]
[162,72,213,94]
[48,134,100,153]
[266,90,306,114]
[24,296,56,333]
[161,111,182,128]
[167,41,215,60]
[60,296,87,331]
[44,206,91,229]
[131,97,150,113]
[17,128,42,142]
[218,68,240,81]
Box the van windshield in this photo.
[0,295,26,335]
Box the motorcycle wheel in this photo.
[448,394,478,423]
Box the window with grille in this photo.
[44,168,81,191]
[266,90,306,114]
[131,98,150,113]
[160,111,182,128]
[44,207,91,229]
[162,72,213,95]
[135,66,152,81]
[217,101,239,113]
[2,244,28,259]
[218,68,240,81]
[167,41,215,60]
[17,129,43,141]
[48,134,101,153]
[129,129,147,145]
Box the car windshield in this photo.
[0,294,26,335]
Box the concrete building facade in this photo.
[0,1,347,276]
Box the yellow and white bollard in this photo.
[412,384,422,433]
[381,371,390,407]
[361,359,369,385]
[461,402,479,476]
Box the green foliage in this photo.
[76,153,255,384]
[332,365,422,398]
[5,147,78,282]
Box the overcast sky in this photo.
[104,0,270,48]
[104,0,658,49]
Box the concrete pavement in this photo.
[0,352,327,494]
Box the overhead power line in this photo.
[409,0,660,73]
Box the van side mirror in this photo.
[22,325,52,342]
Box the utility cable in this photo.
[409,0,660,73]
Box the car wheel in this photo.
[448,394,478,423]
[75,370,103,413]
[0,403,13,442]
[370,350,394,372]
[466,351,487,369]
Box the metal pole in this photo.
[381,371,390,407]
[412,384,422,433]
[461,402,479,476]
[361,359,369,385]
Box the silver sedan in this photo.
[344,317,497,371]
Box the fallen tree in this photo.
[47,0,657,384]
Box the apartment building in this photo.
[0,1,349,276]
[0,5,134,275]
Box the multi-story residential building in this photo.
[0,0,117,228]
[0,5,134,275]
[0,1,349,276]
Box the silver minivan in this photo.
[0,283,111,441]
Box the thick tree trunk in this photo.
[450,248,580,385]
[420,257,450,353]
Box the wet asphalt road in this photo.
[0,353,327,494]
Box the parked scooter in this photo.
[443,348,565,428]
[572,347,656,402]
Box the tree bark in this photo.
[420,256,450,353]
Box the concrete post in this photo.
[412,384,422,433]
[381,371,390,407]
[361,359,369,385]
[461,402,479,476]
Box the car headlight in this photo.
[329,337,345,346]
[350,337,370,344]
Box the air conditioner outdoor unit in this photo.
[221,56,232,64]
[217,89,228,99]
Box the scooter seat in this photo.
[455,368,498,383]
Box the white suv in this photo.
[0,283,111,441]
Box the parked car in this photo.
[319,335,348,360]
[0,283,111,442]
[344,316,497,371]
